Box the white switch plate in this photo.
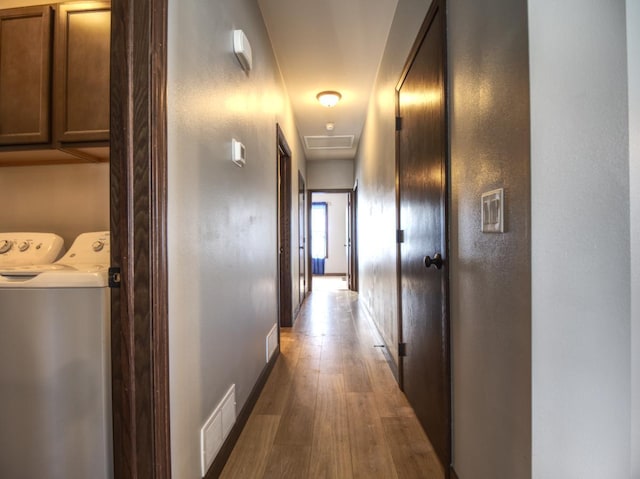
[481,188,504,233]
[232,139,246,167]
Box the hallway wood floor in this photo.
[220,289,444,479]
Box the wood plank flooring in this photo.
[221,289,444,479]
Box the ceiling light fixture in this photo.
[325,122,335,131]
[316,91,342,108]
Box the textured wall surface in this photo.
[355,0,431,368]
[448,0,532,477]
[167,0,304,476]
[529,1,631,477]
[307,159,354,190]
[358,5,532,476]
[629,2,640,476]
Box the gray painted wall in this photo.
[358,0,532,475]
[166,0,305,476]
[165,0,635,476]
[307,159,354,190]
[629,2,640,476]
[448,0,532,477]
[529,2,631,477]
[355,0,431,367]
[360,1,635,477]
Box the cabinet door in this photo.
[55,2,110,144]
[0,6,52,146]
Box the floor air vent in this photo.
[266,323,278,362]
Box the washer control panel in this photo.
[0,233,65,267]
[58,231,110,266]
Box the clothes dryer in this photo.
[0,231,112,479]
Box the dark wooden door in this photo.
[298,171,306,308]
[0,6,52,146]
[397,1,450,470]
[350,185,358,291]
[278,125,293,327]
[346,193,352,288]
[346,192,354,290]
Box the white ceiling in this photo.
[258,0,399,161]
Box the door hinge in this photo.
[108,266,121,289]
[395,116,402,131]
[396,229,405,243]
[398,342,407,357]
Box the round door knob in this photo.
[424,253,444,270]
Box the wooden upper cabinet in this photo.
[55,2,110,144]
[0,6,53,146]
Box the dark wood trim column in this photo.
[277,124,293,327]
[110,0,170,477]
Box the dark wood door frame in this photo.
[306,188,356,292]
[298,171,307,310]
[395,0,451,475]
[277,124,293,327]
[350,181,359,292]
[110,0,171,477]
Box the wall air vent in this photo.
[304,135,354,150]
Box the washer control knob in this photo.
[0,240,12,254]
[92,240,105,252]
[18,241,30,252]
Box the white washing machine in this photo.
[0,232,64,267]
[0,231,112,479]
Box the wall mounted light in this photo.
[316,91,342,108]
